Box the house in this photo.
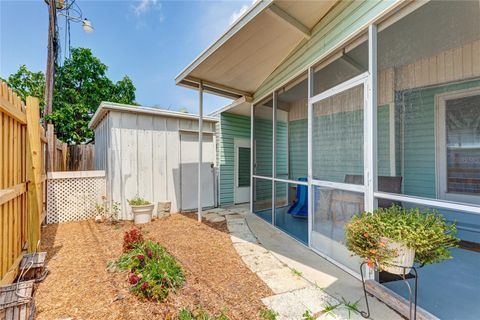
[176,1,480,318]
[89,102,218,218]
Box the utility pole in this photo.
[44,0,58,120]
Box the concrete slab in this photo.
[256,267,310,294]
[233,241,269,257]
[241,252,285,273]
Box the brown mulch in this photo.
[34,213,273,320]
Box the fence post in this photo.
[62,142,68,171]
[26,97,42,252]
[46,123,55,172]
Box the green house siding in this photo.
[219,113,250,206]
[289,119,308,180]
[254,118,273,177]
[396,79,480,199]
[255,0,396,99]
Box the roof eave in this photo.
[174,0,273,86]
[89,101,219,130]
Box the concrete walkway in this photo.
[203,205,401,320]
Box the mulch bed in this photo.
[34,213,273,320]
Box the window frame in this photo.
[435,86,480,205]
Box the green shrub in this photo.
[345,205,459,268]
[116,240,184,301]
[128,195,151,206]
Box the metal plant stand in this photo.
[359,262,418,320]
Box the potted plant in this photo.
[345,205,459,274]
[128,196,154,224]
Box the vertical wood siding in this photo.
[101,111,215,218]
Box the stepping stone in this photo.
[257,267,310,294]
[225,213,244,221]
[207,215,226,222]
[203,212,219,219]
[227,223,250,233]
[241,252,285,273]
[262,292,310,320]
[217,210,237,216]
[233,241,268,257]
[230,232,258,244]
[226,218,246,226]
[290,286,339,315]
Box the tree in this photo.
[1,65,45,108]
[2,48,137,144]
[48,48,137,143]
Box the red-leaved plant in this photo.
[123,228,144,252]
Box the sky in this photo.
[0,0,255,114]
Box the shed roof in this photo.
[175,0,338,99]
[89,101,218,129]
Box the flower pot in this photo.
[380,237,415,275]
[131,204,155,224]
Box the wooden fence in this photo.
[46,123,68,172]
[0,81,45,284]
[67,144,94,171]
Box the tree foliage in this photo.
[48,48,136,143]
[2,48,136,143]
[1,65,45,108]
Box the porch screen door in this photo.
[309,73,368,274]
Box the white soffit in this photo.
[176,0,338,98]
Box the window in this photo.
[437,88,480,204]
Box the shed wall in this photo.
[103,111,215,219]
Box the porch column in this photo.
[307,66,313,247]
[250,102,254,214]
[365,24,378,213]
[365,24,378,280]
[198,81,204,222]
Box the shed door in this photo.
[180,132,215,211]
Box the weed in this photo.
[291,268,302,277]
[259,308,279,320]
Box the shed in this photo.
[89,102,218,220]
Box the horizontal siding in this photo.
[254,0,395,99]
[254,117,273,176]
[397,78,480,198]
[289,119,308,180]
[219,113,250,206]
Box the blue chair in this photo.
[288,177,308,218]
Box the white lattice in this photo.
[46,171,106,224]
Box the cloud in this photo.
[131,0,163,20]
[229,0,256,25]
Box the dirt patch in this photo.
[35,213,272,320]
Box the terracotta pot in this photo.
[380,237,415,275]
[131,204,154,224]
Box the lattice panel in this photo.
[47,174,106,224]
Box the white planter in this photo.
[131,204,154,224]
[381,237,415,275]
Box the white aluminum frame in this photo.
[247,4,480,281]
